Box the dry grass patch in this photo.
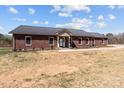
[0,49,124,87]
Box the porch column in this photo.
[68,36,70,48]
[57,36,59,48]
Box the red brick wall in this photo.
[13,34,57,50]
[94,38,108,46]
[71,36,107,48]
[13,34,108,50]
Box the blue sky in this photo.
[0,5,124,34]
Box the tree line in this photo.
[106,32,124,44]
[0,33,12,47]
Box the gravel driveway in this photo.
[58,44,124,52]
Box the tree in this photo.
[0,33,12,46]
[116,32,124,44]
[106,33,116,44]
[106,32,124,44]
[0,33,4,38]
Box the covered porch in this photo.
[56,30,72,49]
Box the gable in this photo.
[59,32,70,36]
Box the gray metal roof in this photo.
[9,25,107,38]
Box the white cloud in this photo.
[13,18,27,22]
[28,8,35,15]
[83,28,91,32]
[44,21,49,24]
[108,5,124,9]
[97,21,107,29]
[33,20,48,25]
[58,12,71,17]
[0,26,6,34]
[89,15,93,18]
[108,5,115,9]
[56,17,92,29]
[72,17,92,27]
[9,7,18,14]
[108,14,116,20]
[50,5,61,13]
[98,15,104,20]
[51,5,91,17]
[0,26,4,30]
[33,20,39,24]
[56,23,85,30]
[118,5,124,9]
[65,5,91,13]
[56,23,82,29]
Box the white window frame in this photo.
[25,36,32,46]
[78,37,82,45]
[49,37,54,45]
[93,39,95,45]
[86,38,89,45]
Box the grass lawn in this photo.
[0,47,12,56]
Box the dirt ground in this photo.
[59,44,124,52]
[0,48,124,87]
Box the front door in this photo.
[59,37,65,47]
[65,37,69,47]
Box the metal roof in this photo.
[9,25,107,38]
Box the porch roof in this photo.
[9,25,107,38]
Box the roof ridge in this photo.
[19,25,87,32]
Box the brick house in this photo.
[9,25,108,51]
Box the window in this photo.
[25,36,32,46]
[49,37,54,45]
[86,38,89,45]
[78,38,82,45]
